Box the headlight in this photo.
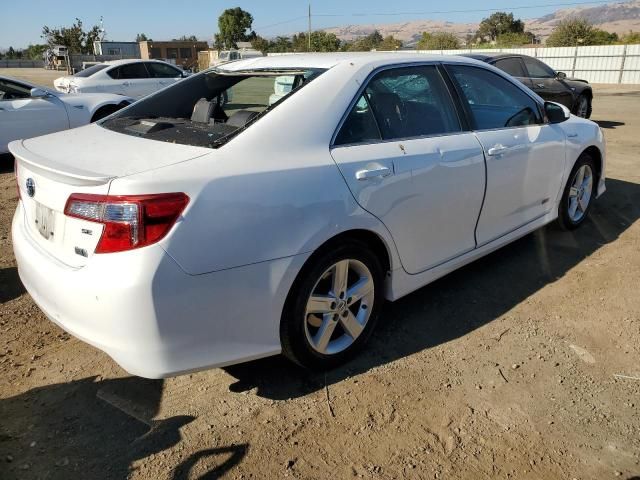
[68,84,78,93]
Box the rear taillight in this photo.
[64,193,189,254]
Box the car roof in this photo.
[461,52,535,62]
[216,52,486,72]
[103,59,178,67]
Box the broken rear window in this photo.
[101,68,325,148]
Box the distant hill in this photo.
[321,0,640,46]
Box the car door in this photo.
[492,57,534,89]
[331,65,486,274]
[109,62,156,98]
[522,57,573,108]
[445,64,567,245]
[145,62,184,91]
[0,79,68,153]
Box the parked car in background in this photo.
[0,75,132,154]
[12,54,605,378]
[462,53,593,118]
[54,59,189,99]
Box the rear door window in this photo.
[335,65,461,145]
[109,63,150,80]
[147,62,182,78]
[447,64,542,130]
[523,57,555,78]
[493,58,527,78]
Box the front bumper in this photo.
[12,202,304,378]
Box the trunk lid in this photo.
[10,125,211,267]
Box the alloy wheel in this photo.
[304,259,375,356]
[567,164,593,223]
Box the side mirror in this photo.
[545,101,570,124]
[556,71,567,80]
[30,88,49,98]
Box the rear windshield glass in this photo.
[74,64,109,77]
[102,68,325,148]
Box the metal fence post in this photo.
[572,46,578,78]
[619,44,628,84]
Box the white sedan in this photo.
[11,53,606,378]
[54,59,188,99]
[0,75,133,154]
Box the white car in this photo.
[54,59,188,99]
[0,75,133,154]
[11,53,606,378]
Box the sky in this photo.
[0,0,622,49]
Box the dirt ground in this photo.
[0,69,639,480]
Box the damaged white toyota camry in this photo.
[11,53,606,378]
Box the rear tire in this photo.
[280,239,385,370]
[557,154,596,230]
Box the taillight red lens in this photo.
[64,193,189,254]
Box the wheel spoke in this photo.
[307,295,335,314]
[575,166,585,188]
[347,276,373,305]
[579,194,590,212]
[569,197,579,218]
[332,260,349,297]
[340,311,364,339]
[313,315,338,353]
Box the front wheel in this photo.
[280,240,385,370]
[574,94,592,119]
[557,154,596,230]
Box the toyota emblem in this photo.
[26,178,35,198]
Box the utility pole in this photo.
[308,3,312,52]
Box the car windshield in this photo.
[74,64,109,78]
[102,67,325,148]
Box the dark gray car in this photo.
[462,53,593,118]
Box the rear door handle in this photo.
[356,166,392,180]
[487,144,509,156]
[122,82,130,86]
[536,83,545,88]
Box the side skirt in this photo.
[386,210,558,301]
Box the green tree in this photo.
[621,31,640,44]
[476,12,524,42]
[378,35,402,51]
[344,30,384,51]
[417,32,460,50]
[41,18,101,54]
[215,7,254,49]
[251,35,271,54]
[173,35,199,41]
[291,31,341,52]
[24,44,48,60]
[136,33,151,42]
[546,18,597,47]
[495,31,536,47]
[591,29,619,45]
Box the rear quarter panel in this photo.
[108,62,401,276]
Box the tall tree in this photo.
[292,31,341,52]
[41,18,101,54]
[546,18,597,47]
[215,7,254,49]
[345,30,384,51]
[476,12,524,42]
[378,35,403,51]
[136,33,151,42]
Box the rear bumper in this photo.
[12,202,306,378]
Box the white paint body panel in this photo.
[11,53,606,378]
[0,75,132,153]
[54,60,183,99]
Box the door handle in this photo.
[567,133,578,138]
[536,83,545,88]
[487,144,509,156]
[122,82,130,86]
[356,166,392,181]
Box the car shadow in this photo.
[595,120,625,129]
[0,153,15,174]
[0,376,246,479]
[0,267,25,303]
[223,177,640,400]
